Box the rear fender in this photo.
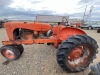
[58,27,86,40]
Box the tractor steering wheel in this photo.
[62,17,69,26]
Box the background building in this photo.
[36,15,69,25]
[36,15,82,25]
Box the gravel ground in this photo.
[0,28,100,75]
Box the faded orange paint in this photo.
[4,22,52,40]
[3,22,86,48]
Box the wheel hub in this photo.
[67,45,91,68]
[3,49,15,59]
[69,47,83,61]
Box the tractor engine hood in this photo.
[4,22,52,32]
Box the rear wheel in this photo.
[57,35,98,72]
[0,45,20,61]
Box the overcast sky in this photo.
[0,0,100,20]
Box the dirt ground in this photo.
[0,28,100,75]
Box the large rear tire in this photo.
[57,35,98,72]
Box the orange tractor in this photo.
[0,21,98,72]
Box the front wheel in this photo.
[13,44,24,55]
[0,45,21,61]
[57,35,98,72]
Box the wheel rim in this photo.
[2,49,15,59]
[67,45,92,69]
